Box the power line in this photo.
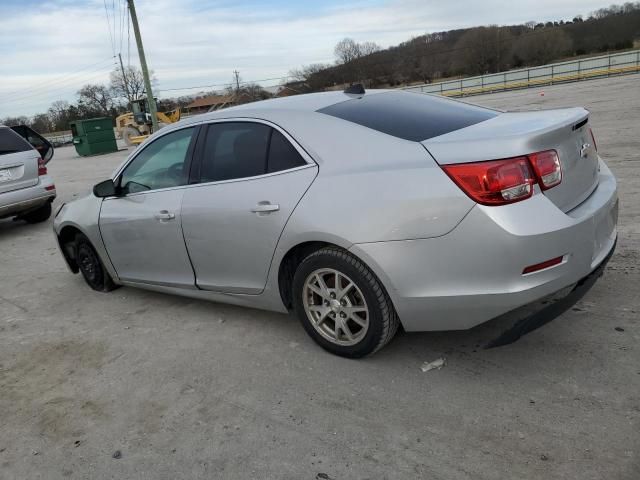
[159,75,292,93]
[0,70,115,108]
[103,0,116,57]
[0,57,115,97]
[126,2,131,66]
[154,25,574,96]
[0,62,115,101]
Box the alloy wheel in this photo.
[302,268,369,346]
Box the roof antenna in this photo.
[344,83,365,95]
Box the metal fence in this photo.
[403,50,640,97]
[43,131,73,147]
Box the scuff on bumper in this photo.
[485,237,616,348]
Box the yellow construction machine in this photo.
[115,98,181,146]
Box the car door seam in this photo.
[259,165,321,294]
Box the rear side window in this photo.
[200,123,307,182]
[201,123,270,182]
[317,91,498,142]
[0,127,33,156]
[267,130,306,173]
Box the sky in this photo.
[0,0,613,117]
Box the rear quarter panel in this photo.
[263,110,475,246]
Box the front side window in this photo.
[120,127,194,194]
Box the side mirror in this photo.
[93,179,117,198]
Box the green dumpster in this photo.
[70,117,118,156]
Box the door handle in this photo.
[251,202,280,214]
[154,210,175,221]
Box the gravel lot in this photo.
[1,74,639,480]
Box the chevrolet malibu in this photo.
[53,88,618,357]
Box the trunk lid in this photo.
[422,107,599,212]
[0,127,40,195]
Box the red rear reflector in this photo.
[529,150,561,190]
[38,158,47,176]
[442,157,536,206]
[45,185,55,191]
[589,127,597,152]
[522,256,563,274]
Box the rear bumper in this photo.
[0,176,56,219]
[485,238,616,347]
[350,159,618,332]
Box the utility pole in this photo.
[233,70,240,94]
[118,53,132,106]
[127,0,158,131]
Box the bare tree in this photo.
[359,41,381,56]
[513,28,573,65]
[334,38,382,64]
[289,63,329,82]
[31,113,52,133]
[110,66,148,105]
[334,38,362,64]
[0,115,30,126]
[77,84,115,114]
[47,100,72,131]
[451,26,513,75]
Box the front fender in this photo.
[53,194,120,283]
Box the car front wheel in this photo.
[292,247,399,358]
[75,233,118,292]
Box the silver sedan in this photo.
[54,88,618,357]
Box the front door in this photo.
[181,121,317,294]
[99,126,197,288]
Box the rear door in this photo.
[181,120,317,294]
[0,126,39,195]
[10,125,54,164]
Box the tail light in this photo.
[442,149,561,206]
[529,150,562,190]
[38,158,47,176]
[442,157,536,205]
[589,127,598,152]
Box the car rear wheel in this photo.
[75,233,118,292]
[292,247,399,358]
[21,202,52,224]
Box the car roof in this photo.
[197,89,393,119]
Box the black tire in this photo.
[75,233,118,292]
[292,247,400,358]
[21,202,52,224]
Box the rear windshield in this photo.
[0,127,33,156]
[317,91,498,142]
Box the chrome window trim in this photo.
[199,117,317,168]
[112,122,204,180]
[104,117,318,201]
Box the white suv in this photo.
[0,125,56,223]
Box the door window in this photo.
[200,122,308,183]
[120,127,194,194]
[267,130,306,173]
[201,122,270,182]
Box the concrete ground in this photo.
[1,74,639,480]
